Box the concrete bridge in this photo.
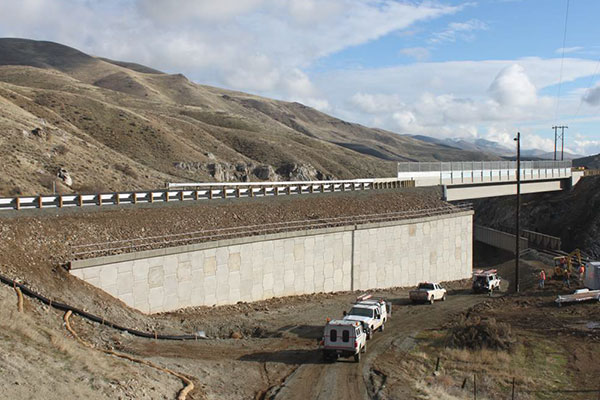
[397,161,583,201]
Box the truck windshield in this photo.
[348,307,373,318]
[418,283,434,290]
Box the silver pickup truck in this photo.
[409,282,447,304]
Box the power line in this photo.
[553,0,571,124]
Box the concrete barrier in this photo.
[70,211,473,313]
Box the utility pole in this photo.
[514,132,521,293]
[552,125,568,161]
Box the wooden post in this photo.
[195,190,199,200]
[236,188,241,198]
[320,184,324,193]
[98,194,102,206]
[149,192,154,203]
[115,193,120,205]
[249,187,253,197]
[165,191,169,202]
[262,187,267,196]
[511,377,515,400]
[38,195,44,208]
[223,188,227,199]
[287,186,291,195]
[58,195,63,208]
[310,185,314,193]
[209,188,213,199]
[179,190,184,201]
[132,193,137,204]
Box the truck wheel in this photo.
[442,294,447,301]
[354,352,361,363]
[429,297,434,305]
[379,323,385,332]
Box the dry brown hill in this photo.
[0,38,498,196]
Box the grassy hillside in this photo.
[0,38,498,196]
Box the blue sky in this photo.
[1,0,599,155]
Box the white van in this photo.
[322,320,367,362]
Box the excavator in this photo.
[552,249,584,280]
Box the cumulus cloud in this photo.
[488,64,537,106]
[583,83,600,106]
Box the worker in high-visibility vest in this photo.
[579,264,585,284]
[539,269,546,289]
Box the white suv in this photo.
[322,320,367,362]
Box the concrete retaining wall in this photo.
[70,211,473,313]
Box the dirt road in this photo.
[269,290,483,400]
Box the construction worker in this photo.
[579,264,585,284]
[563,267,571,289]
[539,269,546,289]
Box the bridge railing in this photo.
[398,160,572,184]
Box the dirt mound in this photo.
[448,316,515,351]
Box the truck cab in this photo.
[322,320,367,362]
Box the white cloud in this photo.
[399,47,431,61]
[429,18,487,43]
[555,46,584,54]
[583,83,600,106]
[488,64,537,106]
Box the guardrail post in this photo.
[15,197,20,211]
[310,185,314,193]
[149,192,154,203]
[249,187,253,197]
[320,184,324,193]
[58,195,63,208]
[165,191,170,202]
[132,193,137,204]
[236,188,241,198]
[98,194,103,206]
[262,187,267,196]
[38,195,43,209]
[179,190,184,201]
[223,188,228,199]
[115,193,120,205]
[361,183,365,190]
[195,190,199,200]
[209,188,213,199]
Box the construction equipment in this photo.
[552,249,583,280]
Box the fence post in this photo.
[58,195,63,208]
[115,193,120,205]
[512,377,515,400]
[39,195,44,208]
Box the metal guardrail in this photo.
[0,179,414,212]
[398,160,572,172]
[71,203,473,259]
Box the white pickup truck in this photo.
[321,320,367,362]
[409,282,447,304]
[343,295,390,339]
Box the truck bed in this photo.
[555,290,600,306]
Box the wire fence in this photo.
[71,203,473,259]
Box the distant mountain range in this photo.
[411,135,584,160]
